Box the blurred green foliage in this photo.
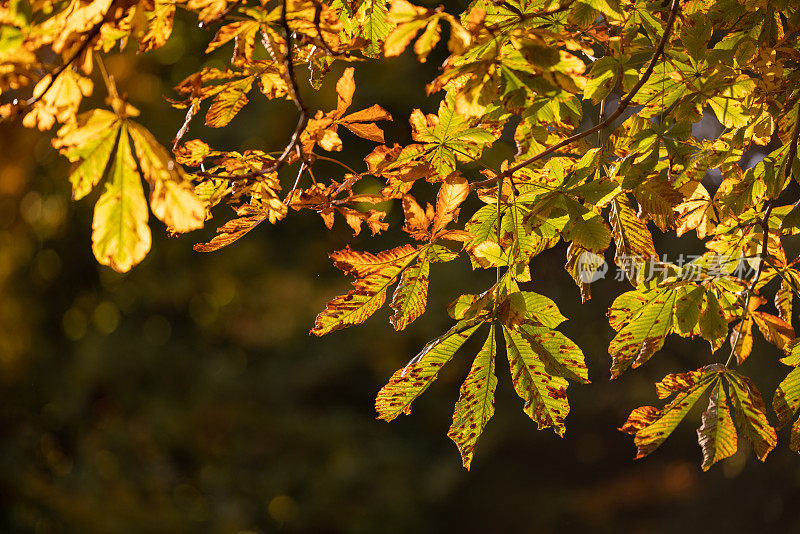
[2,8,800,534]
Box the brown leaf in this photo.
[335,67,356,116]
[431,172,469,236]
[342,122,385,143]
[194,205,267,252]
[401,194,431,239]
[342,104,393,123]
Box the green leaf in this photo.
[773,340,800,428]
[699,288,728,350]
[608,286,678,378]
[562,201,611,252]
[621,367,718,459]
[409,95,495,178]
[502,325,569,435]
[519,324,590,384]
[609,196,656,275]
[521,291,567,329]
[375,319,483,421]
[359,0,392,58]
[447,324,498,470]
[725,371,777,461]
[389,252,430,330]
[583,56,619,104]
[53,109,120,200]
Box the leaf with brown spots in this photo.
[194,204,269,252]
[697,379,737,471]
[389,251,430,331]
[431,172,469,237]
[312,245,423,336]
[609,195,656,275]
[447,324,497,470]
[502,325,570,435]
[519,324,589,384]
[726,370,777,461]
[376,319,483,421]
[751,310,795,351]
[675,181,718,239]
[608,286,678,378]
[137,0,176,53]
[621,366,718,460]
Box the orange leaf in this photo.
[432,172,469,236]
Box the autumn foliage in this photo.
[3,0,800,471]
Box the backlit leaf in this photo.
[389,251,430,330]
[608,286,677,378]
[503,325,569,435]
[448,324,497,469]
[697,380,737,471]
[726,371,777,461]
[91,126,151,273]
[621,367,717,459]
[376,319,483,420]
[312,245,422,335]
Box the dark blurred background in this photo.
[2,7,800,533]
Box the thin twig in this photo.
[310,0,348,57]
[313,154,359,175]
[470,0,681,189]
[726,102,800,365]
[197,0,310,182]
[7,3,114,120]
[725,201,774,367]
[285,159,308,205]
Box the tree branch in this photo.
[726,101,800,365]
[196,0,309,183]
[725,200,774,367]
[471,0,681,190]
[2,3,113,123]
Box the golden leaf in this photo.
[91,127,152,273]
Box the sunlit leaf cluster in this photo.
[3,0,800,470]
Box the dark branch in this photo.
[196,0,310,183]
[2,4,113,123]
[471,0,681,189]
[725,200,774,367]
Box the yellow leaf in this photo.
[53,109,120,200]
[91,127,151,273]
[447,325,497,469]
[336,67,356,116]
[194,204,268,252]
[187,0,231,24]
[23,70,93,130]
[175,139,212,167]
[138,0,176,53]
[205,78,253,127]
[128,123,205,233]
